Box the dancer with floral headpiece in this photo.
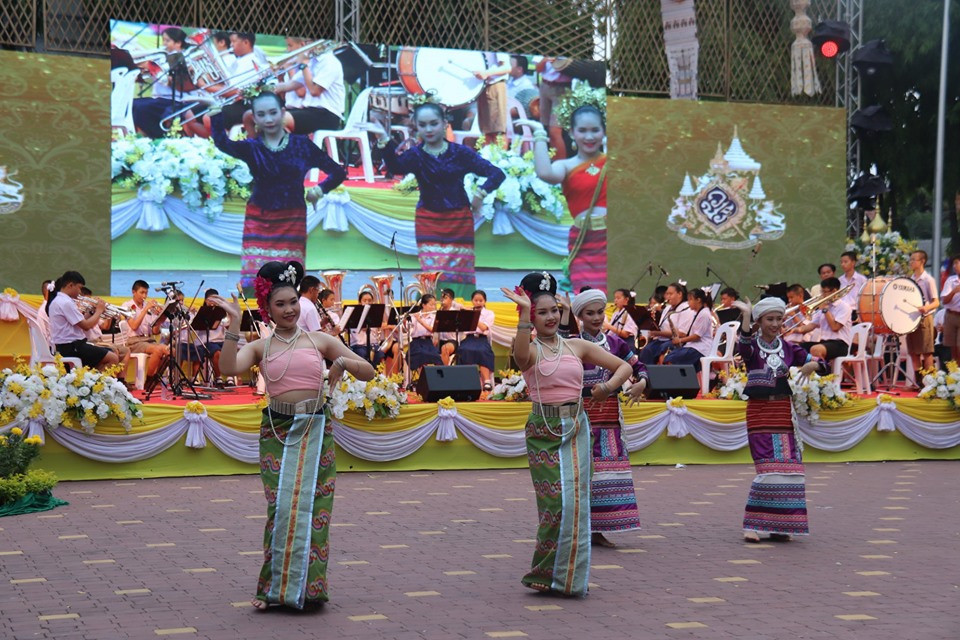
[210,260,375,610]
[501,272,633,596]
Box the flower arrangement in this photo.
[329,372,408,420]
[0,428,58,505]
[184,401,206,415]
[553,82,607,130]
[844,231,917,277]
[708,364,748,401]
[464,138,567,222]
[0,358,143,434]
[918,362,960,408]
[437,396,456,410]
[0,287,19,322]
[111,133,253,221]
[787,367,852,422]
[489,369,528,402]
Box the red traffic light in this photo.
[821,41,840,58]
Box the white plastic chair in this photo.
[312,87,375,184]
[833,322,872,394]
[506,97,535,151]
[699,321,740,396]
[452,114,480,146]
[118,320,149,390]
[110,67,139,135]
[26,318,82,371]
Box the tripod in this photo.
[143,287,210,401]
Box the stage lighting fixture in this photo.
[851,105,894,137]
[847,174,889,209]
[852,39,894,77]
[812,20,850,58]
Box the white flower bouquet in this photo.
[329,372,407,421]
[918,362,960,408]
[787,367,852,422]
[111,133,253,221]
[709,364,748,401]
[844,230,917,277]
[489,369,528,402]
[464,140,567,222]
[0,358,143,434]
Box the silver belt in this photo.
[534,401,582,419]
[268,397,325,416]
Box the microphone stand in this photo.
[705,264,731,289]
[628,262,654,295]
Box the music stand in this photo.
[626,305,659,332]
[191,304,226,387]
[433,309,481,353]
[716,307,742,325]
[343,304,386,362]
[144,301,209,401]
[757,282,789,302]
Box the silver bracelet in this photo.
[224,331,240,341]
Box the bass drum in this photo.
[857,276,923,335]
[397,46,486,109]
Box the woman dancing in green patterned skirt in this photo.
[212,260,375,610]
[501,272,633,596]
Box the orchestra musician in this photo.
[939,254,960,363]
[795,277,852,362]
[457,290,497,391]
[121,280,170,377]
[838,252,867,318]
[46,271,120,371]
[906,250,940,376]
[79,286,131,369]
[317,288,342,338]
[781,284,816,345]
[437,289,462,366]
[408,294,443,372]
[470,52,510,147]
[132,27,192,139]
[662,288,716,371]
[348,290,386,367]
[809,263,836,299]
[638,283,694,365]
[297,276,323,333]
[603,288,637,345]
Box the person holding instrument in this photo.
[569,288,647,548]
[374,102,505,298]
[501,272,633,597]
[735,297,826,543]
[210,260,375,610]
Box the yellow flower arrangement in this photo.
[10,427,22,436]
[2,287,17,296]
[437,396,456,410]
[184,401,206,414]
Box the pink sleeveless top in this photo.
[523,354,584,404]
[261,347,326,396]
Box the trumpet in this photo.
[779,283,855,335]
[76,296,136,320]
[161,38,343,131]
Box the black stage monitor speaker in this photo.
[645,364,700,400]
[416,365,482,402]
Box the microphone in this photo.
[647,263,654,276]
[389,232,397,249]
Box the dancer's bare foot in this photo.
[743,531,761,543]
[769,533,792,542]
[592,532,616,548]
[251,599,269,610]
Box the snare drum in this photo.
[397,46,485,109]
[857,276,923,335]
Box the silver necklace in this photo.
[583,330,608,351]
[272,327,301,344]
[266,332,326,447]
[757,335,784,372]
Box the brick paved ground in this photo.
[1,461,957,640]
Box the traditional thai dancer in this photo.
[570,288,647,547]
[520,105,607,291]
[211,260,375,610]
[375,102,505,298]
[734,296,825,543]
[502,272,633,596]
[210,91,347,289]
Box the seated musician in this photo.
[318,288,342,337]
[194,289,228,382]
[781,284,816,345]
[348,290,385,367]
[408,294,443,372]
[79,286,131,369]
[286,41,345,134]
[120,280,170,377]
[457,290,496,391]
[171,290,205,374]
[809,263,836,298]
[638,282,694,365]
[36,279,53,342]
[46,271,119,371]
[437,289,463,366]
[662,289,715,371]
[297,276,323,333]
[220,32,262,130]
[131,27,191,139]
[212,31,235,69]
[796,277,852,362]
[603,288,638,345]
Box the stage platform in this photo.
[6,386,959,482]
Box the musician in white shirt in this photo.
[905,250,940,373]
[79,286,131,368]
[939,254,960,361]
[120,279,169,377]
[471,52,510,146]
[408,294,443,371]
[795,277,852,361]
[809,262,836,298]
[348,290,386,367]
[838,251,867,316]
[46,271,119,371]
[437,288,464,365]
[781,284,817,345]
[604,288,638,344]
[638,283,695,364]
[296,276,323,333]
[663,289,716,370]
[457,290,497,390]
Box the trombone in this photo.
[160,39,344,131]
[780,283,855,335]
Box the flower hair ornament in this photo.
[253,276,273,322]
[408,90,441,108]
[242,81,280,105]
[254,260,305,322]
[277,265,298,285]
[518,271,559,322]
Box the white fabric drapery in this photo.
[3,396,960,465]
